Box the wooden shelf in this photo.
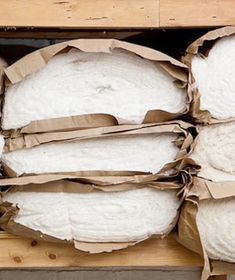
[0,0,234,30]
[0,2,232,279]
[0,0,159,29]
[0,232,202,268]
[0,232,228,279]
[160,0,235,28]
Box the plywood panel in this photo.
[160,0,235,28]
[0,0,159,29]
[0,232,202,268]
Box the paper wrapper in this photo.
[0,58,7,95]
[177,176,235,279]
[1,38,189,135]
[0,179,181,253]
[0,58,7,119]
[184,26,235,124]
[1,121,196,183]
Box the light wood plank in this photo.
[0,0,235,29]
[0,0,159,29]
[160,0,235,28]
[0,232,202,268]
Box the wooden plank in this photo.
[0,232,202,268]
[160,0,235,28]
[0,0,235,30]
[0,0,159,29]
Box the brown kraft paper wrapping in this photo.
[1,121,196,182]
[1,39,189,135]
[184,26,235,124]
[177,176,235,279]
[0,58,7,119]
[0,58,7,95]
[0,180,181,253]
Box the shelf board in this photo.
[0,0,234,30]
[160,0,235,28]
[0,0,159,29]
[0,232,202,268]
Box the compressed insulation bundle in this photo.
[2,46,186,130]
[190,121,235,182]
[191,35,235,120]
[0,182,180,250]
[2,133,179,176]
[197,197,235,263]
[186,27,235,123]
[178,178,235,279]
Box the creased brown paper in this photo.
[0,58,7,119]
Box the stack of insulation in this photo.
[0,39,193,253]
[177,26,235,280]
[4,26,235,279]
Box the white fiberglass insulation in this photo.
[2,134,178,176]
[197,197,235,263]
[190,122,235,182]
[192,35,235,119]
[2,49,186,130]
[3,188,179,242]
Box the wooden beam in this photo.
[0,0,159,29]
[0,232,202,268]
[0,0,235,30]
[160,0,235,28]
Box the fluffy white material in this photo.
[2,49,186,130]
[192,35,235,119]
[3,187,179,242]
[197,197,235,263]
[2,134,178,176]
[191,122,235,182]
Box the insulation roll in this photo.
[191,35,235,120]
[190,122,235,182]
[197,197,235,263]
[2,133,178,176]
[3,187,179,243]
[2,49,186,130]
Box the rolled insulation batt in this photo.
[3,187,179,242]
[197,197,235,263]
[2,133,178,176]
[2,49,186,130]
[191,35,235,120]
[190,122,235,182]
